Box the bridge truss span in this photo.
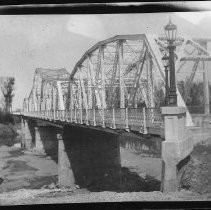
[22,34,211,133]
[23,68,71,113]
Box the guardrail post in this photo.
[80,108,83,124]
[56,110,58,120]
[70,107,73,123]
[112,108,116,129]
[63,110,66,121]
[50,110,52,120]
[102,108,105,128]
[142,107,147,134]
[66,110,69,122]
[93,107,96,126]
[125,108,129,132]
[53,109,55,121]
[60,110,62,121]
[62,110,65,121]
[64,110,66,121]
[86,109,89,125]
[74,108,77,123]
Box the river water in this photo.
[0,123,162,193]
[0,124,58,193]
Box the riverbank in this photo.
[0,139,210,205]
[0,146,58,194]
[0,123,19,146]
[0,123,210,205]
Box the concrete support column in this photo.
[21,117,25,148]
[58,133,75,188]
[23,119,33,149]
[35,127,44,151]
[161,106,193,192]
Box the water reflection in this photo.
[120,133,162,158]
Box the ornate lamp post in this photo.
[164,19,177,106]
[162,52,170,105]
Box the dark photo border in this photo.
[0,1,210,210]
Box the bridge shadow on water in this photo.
[63,125,161,192]
[34,126,59,164]
[85,167,161,192]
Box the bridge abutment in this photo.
[161,106,193,192]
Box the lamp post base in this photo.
[168,94,177,106]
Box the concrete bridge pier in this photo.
[161,106,193,192]
[34,127,44,151]
[34,126,58,155]
[20,117,25,148]
[58,133,75,188]
[21,118,33,149]
[62,124,121,191]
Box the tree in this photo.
[0,77,15,113]
[154,80,165,107]
[178,80,204,106]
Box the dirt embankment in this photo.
[0,124,210,205]
[0,140,210,205]
[0,146,58,195]
[180,141,211,197]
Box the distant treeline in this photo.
[178,81,211,114]
[153,80,211,114]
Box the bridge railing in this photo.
[21,107,163,134]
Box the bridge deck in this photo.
[18,108,164,136]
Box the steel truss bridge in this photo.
[21,34,211,134]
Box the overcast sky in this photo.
[0,12,211,110]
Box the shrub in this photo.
[0,110,14,124]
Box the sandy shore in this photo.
[0,146,58,193]
[0,128,210,205]
[0,142,210,205]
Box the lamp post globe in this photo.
[164,19,177,44]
